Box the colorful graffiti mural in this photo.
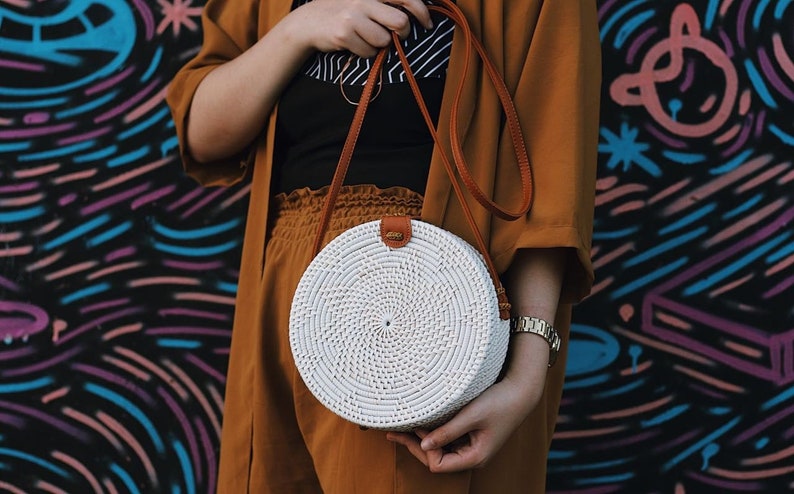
[0,0,792,492]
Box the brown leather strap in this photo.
[311,0,534,320]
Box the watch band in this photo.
[509,316,561,367]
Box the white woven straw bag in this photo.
[290,219,509,431]
[289,0,534,431]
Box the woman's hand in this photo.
[386,332,550,472]
[387,248,567,472]
[291,0,433,58]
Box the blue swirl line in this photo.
[56,91,119,119]
[592,379,645,398]
[44,213,110,250]
[663,417,741,471]
[0,206,45,223]
[549,458,631,472]
[74,145,118,163]
[769,124,794,145]
[86,221,133,247]
[152,218,242,239]
[0,376,54,393]
[172,439,196,494]
[753,0,774,29]
[744,59,778,109]
[151,240,240,257]
[0,97,68,109]
[561,373,611,390]
[0,447,70,477]
[118,107,171,140]
[615,9,655,49]
[0,141,32,152]
[611,257,689,299]
[683,231,791,296]
[766,240,794,263]
[762,384,794,410]
[710,149,754,174]
[775,0,794,18]
[17,140,95,162]
[624,228,707,267]
[722,193,763,220]
[641,404,690,427]
[216,281,238,294]
[107,145,151,167]
[156,339,202,349]
[573,473,635,485]
[161,135,179,157]
[592,226,641,240]
[85,383,165,454]
[110,463,142,494]
[658,206,716,235]
[142,46,163,83]
[661,151,707,165]
[599,0,650,41]
[705,0,719,30]
[60,283,111,305]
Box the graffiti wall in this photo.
[0,0,791,492]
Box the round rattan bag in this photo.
[289,218,509,431]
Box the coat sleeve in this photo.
[491,0,601,304]
[165,0,262,187]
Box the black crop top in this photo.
[272,1,454,194]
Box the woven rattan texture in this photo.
[290,219,509,431]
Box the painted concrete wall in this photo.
[0,1,791,492]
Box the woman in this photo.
[166,0,601,492]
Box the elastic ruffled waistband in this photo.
[269,185,424,243]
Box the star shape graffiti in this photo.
[599,122,662,177]
[156,0,203,38]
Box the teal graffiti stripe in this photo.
[84,383,165,453]
[705,0,719,29]
[663,417,741,471]
[0,141,32,152]
[0,206,45,223]
[216,281,238,293]
[548,450,576,460]
[762,381,794,410]
[118,107,171,140]
[658,206,716,235]
[173,439,196,494]
[561,373,611,390]
[55,91,119,119]
[766,240,794,263]
[44,213,110,250]
[60,283,111,305]
[722,193,763,220]
[0,97,68,109]
[662,150,707,165]
[624,228,707,267]
[86,221,134,247]
[152,240,240,257]
[550,458,631,472]
[152,218,242,239]
[142,46,164,82]
[744,59,778,109]
[593,379,646,398]
[683,232,791,295]
[753,0,774,29]
[769,124,794,145]
[156,339,202,349]
[710,148,754,174]
[0,447,69,477]
[107,145,151,167]
[110,463,142,494]
[592,226,640,240]
[615,9,655,49]
[599,0,650,41]
[0,376,54,393]
[611,257,689,299]
[573,473,635,486]
[74,145,118,163]
[641,404,690,427]
[775,0,794,18]
[17,140,95,162]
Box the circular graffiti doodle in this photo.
[611,3,738,138]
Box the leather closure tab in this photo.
[380,216,412,248]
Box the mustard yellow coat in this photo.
[167,1,601,491]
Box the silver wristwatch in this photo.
[509,316,561,367]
